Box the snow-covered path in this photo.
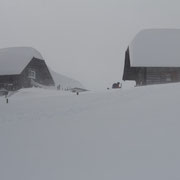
[0,84,180,180]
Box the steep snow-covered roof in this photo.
[129,29,180,67]
[0,47,43,75]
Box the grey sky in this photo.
[0,0,180,90]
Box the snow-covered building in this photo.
[0,47,55,90]
[123,29,180,86]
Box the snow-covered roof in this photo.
[129,29,180,67]
[0,47,43,75]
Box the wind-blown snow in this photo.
[130,29,180,67]
[50,69,83,89]
[0,47,43,75]
[0,84,180,180]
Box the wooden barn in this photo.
[0,47,55,90]
[123,29,180,86]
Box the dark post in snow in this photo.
[5,91,9,104]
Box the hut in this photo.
[0,47,55,90]
[123,29,180,86]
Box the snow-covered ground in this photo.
[0,83,180,180]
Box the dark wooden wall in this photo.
[123,47,180,86]
[0,75,21,90]
[0,58,55,90]
[21,58,55,88]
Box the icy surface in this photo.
[0,84,180,180]
[130,29,180,67]
[0,47,43,75]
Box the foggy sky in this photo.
[0,0,180,90]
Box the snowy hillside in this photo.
[0,83,180,180]
[50,69,83,89]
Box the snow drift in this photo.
[50,69,83,89]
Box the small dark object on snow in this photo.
[6,98,8,104]
[76,92,79,95]
[112,82,122,89]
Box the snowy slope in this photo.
[50,69,83,89]
[0,84,180,180]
